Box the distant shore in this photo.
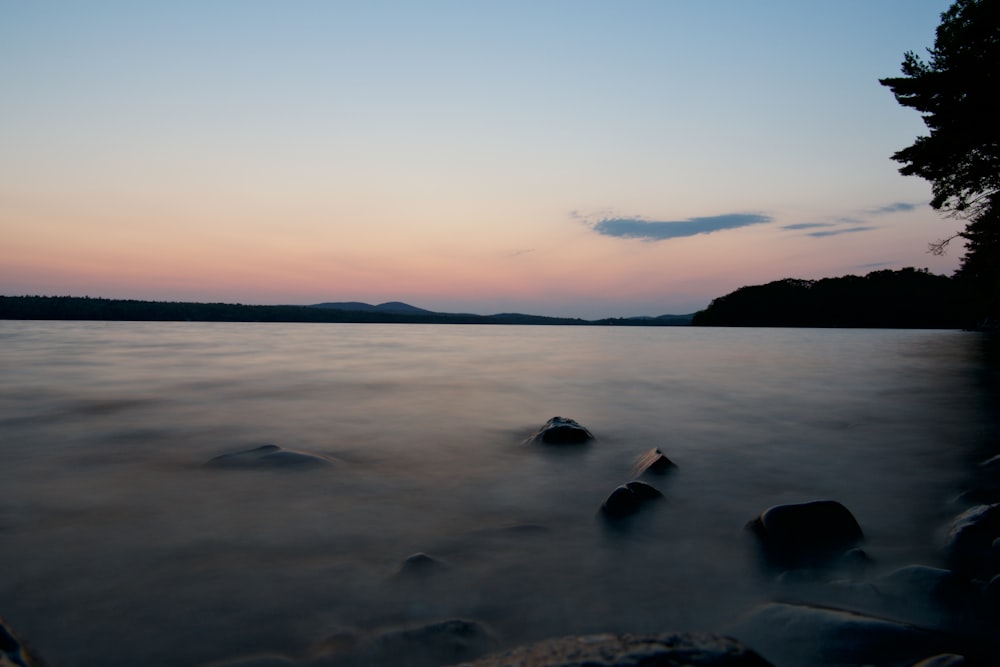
[0,295,694,326]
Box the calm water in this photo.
[0,321,996,666]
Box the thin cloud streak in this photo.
[807,226,878,238]
[585,213,772,242]
[782,200,924,239]
[782,222,835,231]
[868,202,920,215]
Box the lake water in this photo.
[1,321,997,666]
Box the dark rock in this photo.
[600,481,663,519]
[0,617,46,667]
[455,632,773,667]
[632,448,678,476]
[528,417,594,445]
[945,504,1000,578]
[204,444,333,470]
[730,602,953,667]
[340,619,496,667]
[746,499,863,569]
[396,552,450,578]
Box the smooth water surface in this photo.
[0,322,995,666]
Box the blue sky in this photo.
[0,1,960,318]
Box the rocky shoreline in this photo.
[5,416,1000,667]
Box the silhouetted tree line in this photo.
[691,268,969,328]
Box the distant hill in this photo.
[311,301,436,315]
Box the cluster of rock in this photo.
[9,417,1000,667]
[733,482,1000,665]
[522,418,1000,666]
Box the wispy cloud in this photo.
[807,226,878,237]
[579,212,772,242]
[782,200,924,239]
[782,222,834,231]
[867,201,919,215]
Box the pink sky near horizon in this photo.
[0,1,962,319]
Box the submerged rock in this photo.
[457,632,773,667]
[746,499,863,569]
[395,552,451,578]
[731,602,952,667]
[877,565,980,612]
[600,480,663,519]
[632,447,678,476]
[527,417,594,445]
[204,444,333,470]
[945,503,1000,578]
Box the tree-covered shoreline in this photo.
[692,267,971,328]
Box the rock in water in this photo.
[600,481,663,519]
[528,417,594,445]
[632,448,677,476]
[746,499,863,569]
[454,632,773,666]
[730,602,952,667]
[395,552,451,578]
[204,444,333,470]
[944,503,1000,578]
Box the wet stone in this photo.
[396,552,450,578]
[600,480,663,519]
[528,417,594,445]
[204,444,333,470]
[746,499,863,569]
[945,504,1000,578]
[632,448,678,476]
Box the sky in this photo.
[0,0,962,319]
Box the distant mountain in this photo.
[310,301,436,315]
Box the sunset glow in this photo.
[1,1,960,318]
